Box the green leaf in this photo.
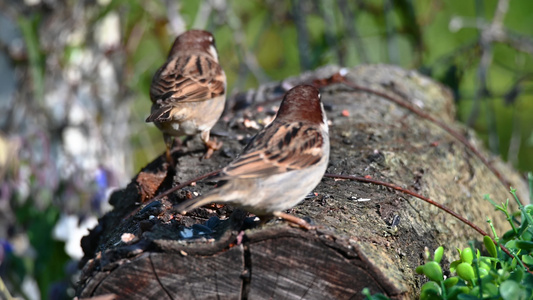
[475,267,488,278]
[517,219,531,238]
[434,246,444,263]
[447,285,471,299]
[522,273,533,289]
[456,262,476,283]
[450,260,461,273]
[420,281,441,300]
[423,261,444,282]
[500,280,527,300]
[416,265,425,274]
[457,293,482,300]
[460,248,474,264]
[515,240,533,251]
[522,254,533,266]
[361,287,390,299]
[522,204,533,216]
[502,229,517,241]
[522,230,533,241]
[509,268,524,282]
[483,236,498,258]
[505,240,518,251]
[481,283,499,296]
[443,276,459,288]
[478,259,491,272]
[467,285,480,297]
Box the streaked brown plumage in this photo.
[175,85,329,230]
[146,29,226,163]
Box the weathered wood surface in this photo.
[77,65,528,299]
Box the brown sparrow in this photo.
[146,29,226,162]
[175,85,329,229]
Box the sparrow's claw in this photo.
[274,212,316,231]
[203,138,223,159]
[165,147,175,166]
[164,135,180,167]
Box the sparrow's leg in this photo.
[273,212,316,230]
[163,133,175,166]
[201,130,223,159]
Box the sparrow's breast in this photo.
[154,94,226,137]
[232,156,329,215]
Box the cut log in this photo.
[77,65,528,299]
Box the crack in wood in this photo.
[240,235,251,300]
[149,253,173,300]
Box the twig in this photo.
[234,70,514,198]
[150,169,221,202]
[323,173,532,274]
[312,72,514,198]
[324,174,487,235]
[234,70,515,198]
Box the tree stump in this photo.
[77,65,528,299]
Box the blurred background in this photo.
[0,0,532,299]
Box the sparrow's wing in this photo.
[222,121,325,178]
[149,54,225,105]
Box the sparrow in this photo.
[146,29,226,163]
[175,85,330,230]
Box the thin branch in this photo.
[150,169,221,202]
[312,72,514,200]
[323,173,532,274]
[235,70,515,196]
[324,173,487,235]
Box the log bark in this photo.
[77,65,528,299]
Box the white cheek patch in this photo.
[320,104,329,133]
[209,45,218,61]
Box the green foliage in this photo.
[362,287,391,300]
[417,179,533,299]
[17,14,45,103]
[10,199,70,299]
[419,242,533,299]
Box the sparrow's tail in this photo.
[145,105,173,123]
[174,192,222,215]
